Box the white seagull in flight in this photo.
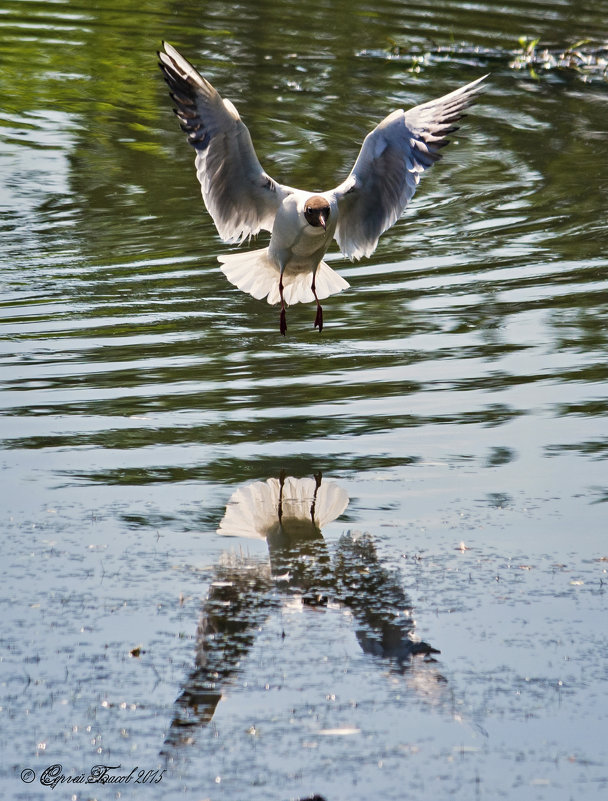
[158,42,486,335]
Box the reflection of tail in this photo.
[218,247,350,306]
[217,475,349,539]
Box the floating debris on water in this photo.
[364,37,608,82]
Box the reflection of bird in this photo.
[164,475,442,751]
[158,42,486,334]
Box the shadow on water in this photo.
[163,473,441,752]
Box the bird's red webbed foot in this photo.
[278,275,288,336]
[314,303,323,332]
[312,273,323,332]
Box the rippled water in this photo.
[1,1,607,799]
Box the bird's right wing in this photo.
[158,42,290,243]
[332,75,487,261]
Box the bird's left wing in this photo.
[158,42,290,243]
[331,75,487,261]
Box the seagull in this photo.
[158,42,486,335]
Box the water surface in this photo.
[1,1,607,799]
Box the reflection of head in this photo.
[217,475,349,541]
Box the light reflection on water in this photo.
[1,0,608,799]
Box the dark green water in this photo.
[1,1,607,799]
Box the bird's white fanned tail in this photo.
[218,248,349,306]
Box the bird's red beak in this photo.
[319,214,327,230]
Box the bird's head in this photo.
[304,195,330,230]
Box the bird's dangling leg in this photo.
[312,273,323,332]
[279,275,287,336]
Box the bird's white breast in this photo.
[268,193,337,273]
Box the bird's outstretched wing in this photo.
[332,75,487,261]
[158,42,290,243]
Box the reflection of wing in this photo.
[163,555,276,751]
[334,532,440,661]
[217,476,349,539]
